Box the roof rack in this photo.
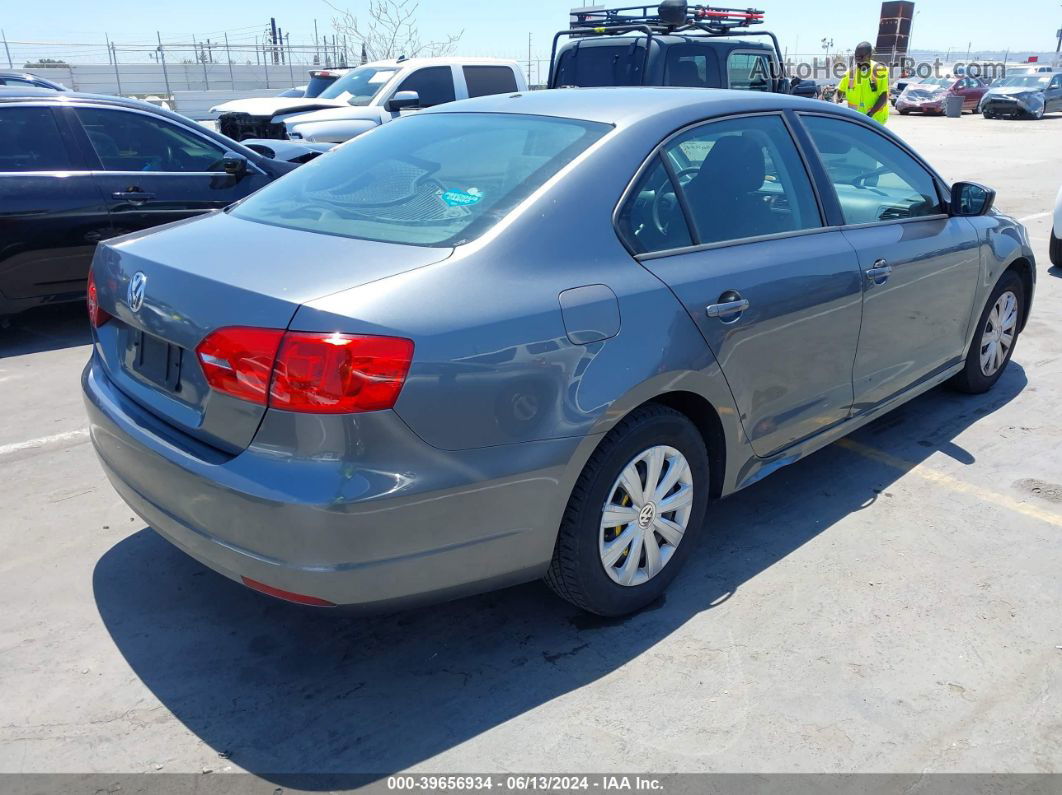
[569,4,765,36]
[550,3,781,89]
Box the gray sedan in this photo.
[83,88,1036,616]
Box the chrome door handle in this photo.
[705,298,750,318]
[865,259,892,286]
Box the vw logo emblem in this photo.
[638,503,657,528]
[128,272,147,312]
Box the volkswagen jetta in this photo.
[83,88,1036,616]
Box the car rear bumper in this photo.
[83,353,581,611]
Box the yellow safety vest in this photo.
[839,60,890,124]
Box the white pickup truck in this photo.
[212,57,527,144]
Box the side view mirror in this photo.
[951,181,996,216]
[221,153,249,179]
[386,90,420,112]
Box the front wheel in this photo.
[545,405,710,616]
[1050,228,1061,267]
[949,271,1024,394]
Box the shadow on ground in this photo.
[93,364,1027,786]
[0,303,91,358]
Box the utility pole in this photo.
[224,32,235,88]
[110,42,123,94]
[1,29,12,69]
[528,33,533,84]
[270,17,279,64]
[286,33,295,85]
[157,32,171,99]
[314,18,320,66]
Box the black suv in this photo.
[549,2,810,96]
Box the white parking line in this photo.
[1018,212,1051,224]
[0,428,89,458]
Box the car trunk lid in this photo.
[91,211,451,453]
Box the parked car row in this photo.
[214,58,527,144]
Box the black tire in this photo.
[899,109,911,115]
[1050,228,1061,268]
[982,110,994,119]
[948,270,1024,394]
[544,404,710,616]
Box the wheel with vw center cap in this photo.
[546,405,710,616]
[949,270,1025,394]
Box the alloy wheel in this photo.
[598,445,694,587]
[979,290,1018,376]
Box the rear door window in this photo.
[617,156,694,254]
[727,52,772,91]
[664,114,821,245]
[0,106,70,171]
[393,67,456,107]
[664,46,714,88]
[463,66,519,97]
[73,107,226,172]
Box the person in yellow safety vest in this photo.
[837,41,891,124]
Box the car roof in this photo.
[363,56,519,69]
[422,86,830,126]
[560,34,772,50]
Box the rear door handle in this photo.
[865,259,892,286]
[112,191,156,202]
[705,298,750,319]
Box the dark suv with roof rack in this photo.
[548,1,810,96]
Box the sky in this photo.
[2,0,1061,68]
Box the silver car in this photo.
[83,88,1036,616]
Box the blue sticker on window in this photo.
[440,188,483,207]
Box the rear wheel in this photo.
[1050,228,1061,267]
[983,110,995,119]
[545,405,710,616]
[949,271,1024,394]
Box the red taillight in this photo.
[86,269,112,328]
[195,328,414,414]
[270,332,414,413]
[195,327,285,406]
[241,576,336,607]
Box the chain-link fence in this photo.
[1,29,357,96]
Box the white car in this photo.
[284,57,527,143]
[1051,184,1062,267]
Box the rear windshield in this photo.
[231,112,611,247]
[304,74,339,97]
[554,42,644,87]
